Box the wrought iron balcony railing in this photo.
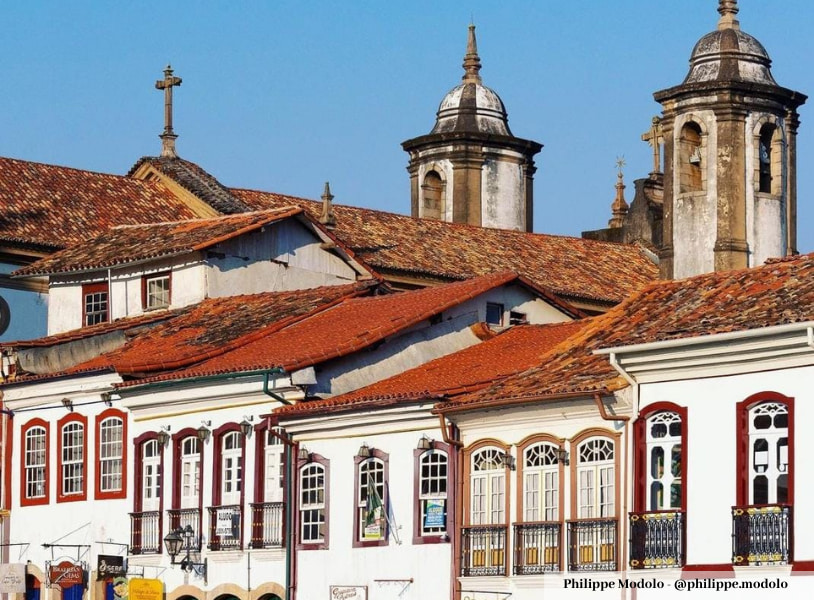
[250,502,285,548]
[629,510,684,569]
[732,504,792,566]
[167,508,202,551]
[461,525,508,576]
[208,504,243,551]
[567,518,618,572]
[129,511,161,555]
[513,522,561,574]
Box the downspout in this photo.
[265,422,297,600]
[107,268,113,321]
[437,412,462,600]
[437,414,463,448]
[263,369,291,405]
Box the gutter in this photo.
[118,367,285,393]
[263,369,292,405]
[608,352,636,386]
[434,389,612,415]
[592,391,630,423]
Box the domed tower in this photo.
[402,25,542,231]
[655,0,806,279]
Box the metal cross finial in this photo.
[615,156,626,175]
[717,0,740,30]
[155,64,183,157]
[462,24,482,84]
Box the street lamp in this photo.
[163,525,207,584]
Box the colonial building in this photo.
[402,25,542,232]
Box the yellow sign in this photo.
[128,579,163,600]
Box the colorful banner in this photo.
[423,499,446,529]
[0,563,26,593]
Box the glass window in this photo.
[180,437,200,509]
[142,439,161,511]
[264,429,284,503]
[221,431,243,505]
[145,274,170,309]
[61,422,84,496]
[300,463,326,543]
[358,458,386,541]
[576,438,615,518]
[99,417,123,492]
[645,411,682,511]
[84,287,109,326]
[470,447,506,525]
[523,443,559,522]
[25,426,47,499]
[748,402,789,504]
[486,303,504,326]
[418,450,448,535]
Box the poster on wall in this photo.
[330,586,367,600]
[423,499,446,529]
[215,507,239,537]
[128,578,163,600]
[0,563,26,593]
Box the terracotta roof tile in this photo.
[0,156,200,250]
[439,252,814,412]
[70,281,376,376]
[123,271,532,386]
[13,208,304,276]
[230,188,658,305]
[275,320,588,418]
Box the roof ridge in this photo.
[0,154,149,182]
[108,207,303,231]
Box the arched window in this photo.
[523,442,559,522]
[678,121,703,194]
[264,428,284,504]
[142,439,161,511]
[299,456,328,548]
[576,437,615,518]
[416,447,449,539]
[757,123,783,196]
[132,433,163,554]
[57,413,87,502]
[421,171,445,220]
[470,447,506,525]
[180,436,201,508]
[21,419,49,505]
[748,402,789,505]
[96,408,127,499]
[355,450,389,546]
[220,430,243,506]
[645,411,682,511]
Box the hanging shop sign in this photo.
[97,555,126,580]
[330,586,367,600]
[0,563,26,594]
[48,560,85,589]
[128,578,163,600]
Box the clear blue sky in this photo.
[2,1,814,251]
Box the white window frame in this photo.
[142,439,161,511]
[523,442,559,522]
[299,463,326,544]
[645,411,682,511]
[748,402,789,505]
[145,273,171,310]
[99,416,124,493]
[264,429,284,503]
[576,437,615,519]
[180,437,200,509]
[418,449,448,536]
[357,457,386,540]
[470,447,506,525]
[221,431,243,505]
[25,426,47,499]
[61,422,84,496]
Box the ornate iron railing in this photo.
[129,511,161,554]
[629,510,684,569]
[567,519,618,571]
[461,525,508,576]
[167,508,202,550]
[208,504,243,551]
[513,522,561,574]
[250,502,285,548]
[732,504,792,566]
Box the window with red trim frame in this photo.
[634,404,687,513]
[354,449,389,547]
[57,413,87,502]
[95,409,127,500]
[212,424,245,507]
[414,442,451,544]
[21,418,49,506]
[298,453,329,550]
[82,282,109,326]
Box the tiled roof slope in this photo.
[231,188,658,305]
[13,208,304,276]
[0,156,200,250]
[124,271,532,386]
[275,320,588,418]
[129,157,252,214]
[69,282,377,377]
[439,253,814,411]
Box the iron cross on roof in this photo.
[155,64,182,157]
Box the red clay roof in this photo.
[68,282,377,377]
[13,208,305,276]
[0,156,201,250]
[275,320,588,419]
[230,188,659,305]
[438,252,814,412]
[121,271,540,387]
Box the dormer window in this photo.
[486,303,504,326]
[83,282,109,326]
[143,272,171,310]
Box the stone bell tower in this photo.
[402,25,542,232]
[655,0,806,279]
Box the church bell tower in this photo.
[402,25,542,232]
[655,0,806,279]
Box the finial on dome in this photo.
[608,157,629,228]
[462,24,482,84]
[320,181,336,229]
[717,0,740,31]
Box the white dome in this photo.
[432,82,511,136]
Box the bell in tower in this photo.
[655,0,806,279]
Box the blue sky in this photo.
[2,1,814,251]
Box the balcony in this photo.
[567,519,618,571]
[250,502,284,548]
[461,525,508,576]
[629,510,684,569]
[208,504,243,551]
[130,511,161,555]
[167,508,202,551]
[513,522,561,574]
[732,504,792,566]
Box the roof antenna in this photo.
[155,64,183,157]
